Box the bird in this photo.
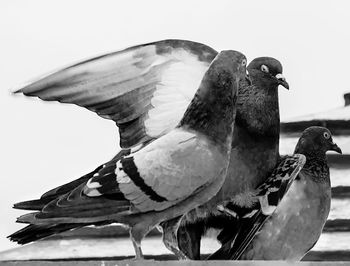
[9,50,247,259]
[8,39,232,211]
[11,39,289,258]
[208,126,342,261]
[168,56,289,259]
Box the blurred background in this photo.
[0,0,349,260]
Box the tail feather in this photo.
[207,243,231,260]
[8,223,83,244]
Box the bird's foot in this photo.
[132,239,144,260]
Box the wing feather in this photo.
[15,39,217,148]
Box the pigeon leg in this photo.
[161,217,187,260]
[129,227,145,260]
[177,222,203,260]
[131,238,144,259]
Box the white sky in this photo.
[0,0,350,251]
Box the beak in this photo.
[276,73,289,90]
[330,142,342,154]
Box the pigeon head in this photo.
[204,50,247,95]
[247,57,289,90]
[179,50,247,149]
[235,56,287,139]
[190,50,247,108]
[294,126,342,157]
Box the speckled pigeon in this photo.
[208,126,341,261]
[9,50,247,259]
[11,39,289,259]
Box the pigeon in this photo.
[168,56,289,259]
[208,126,342,261]
[11,39,289,258]
[10,39,224,211]
[9,50,247,259]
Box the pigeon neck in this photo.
[302,151,327,164]
[300,153,330,184]
[294,142,328,162]
[236,79,280,139]
[294,141,330,182]
[178,76,237,152]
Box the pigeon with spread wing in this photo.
[9,50,247,259]
[10,40,221,210]
[11,39,221,212]
[208,126,341,261]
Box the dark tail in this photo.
[13,149,131,211]
[207,221,239,260]
[207,243,232,260]
[8,223,83,244]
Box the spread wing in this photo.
[208,154,306,260]
[14,39,217,148]
[17,129,227,224]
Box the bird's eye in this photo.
[261,65,269,73]
[241,59,247,66]
[323,132,330,139]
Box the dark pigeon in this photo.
[171,56,289,259]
